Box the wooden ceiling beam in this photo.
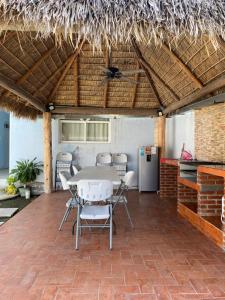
[0,73,45,112]
[161,42,203,88]
[19,47,56,84]
[73,56,79,106]
[131,38,180,102]
[34,52,82,97]
[163,73,225,114]
[53,106,158,116]
[48,39,85,102]
[103,47,110,108]
[0,31,16,44]
[140,63,164,108]
[131,63,140,108]
[0,46,56,102]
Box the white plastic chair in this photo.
[110,171,135,228]
[112,153,127,164]
[76,180,113,250]
[96,153,112,166]
[72,165,79,176]
[58,171,78,231]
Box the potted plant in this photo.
[10,158,43,198]
[5,176,17,195]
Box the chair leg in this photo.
[109,205,112,250]
[64,206,72,222]
[72,219,77,235]
[123,201,134,228]
[58,206,71,231]
[75,206,80,250]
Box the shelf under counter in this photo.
[178,176,199,191]
[178,202,224,247]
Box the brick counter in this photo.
[160,158,179,199]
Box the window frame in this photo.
[59,119,111,144]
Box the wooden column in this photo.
[154,116,166,158]
[43,112,53,193]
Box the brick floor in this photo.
[0,191,225,299]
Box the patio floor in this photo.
[0,191,225,300]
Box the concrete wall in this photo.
[165,111,195,159]
[0,111,9,169]
[10,116,155,185]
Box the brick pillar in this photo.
[160,163,178,199]
[223,186,225,251]
[178,184,197,204]
[197,173,224,217]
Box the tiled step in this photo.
[0,208,18,217]
[0,222,4,226]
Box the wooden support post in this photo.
[154,116,166,158]
[43,112,53,194]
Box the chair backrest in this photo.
[77,180,113,202]
[123,171,135,188]
[56,152,72,161]
[112,153,127,164]
[59,171,71,190]
[72,165,79,175]
[96,153,112,165]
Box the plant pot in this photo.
[25,188,31,200]
[18,187,26,197]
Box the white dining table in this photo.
[67,166,121,186]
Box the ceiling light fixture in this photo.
[47,103,55,112]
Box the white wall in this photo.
[165,111,195,159]
[10,116,155,185]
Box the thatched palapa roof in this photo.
[0,1,225,118]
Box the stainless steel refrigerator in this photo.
[138,146,159,192]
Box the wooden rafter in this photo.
[53,106,158,116]
[163,72,225,114]
[0,73,45,112]
[131,38,179,102]
[0,31,16,45]
[73,55,79,106]
[131,63,140,108]
[33,52,82,98]
[48,39,85,102]
[0,46,56,102]
[161,42,203,89]
[141,64,164,108]
[103,47,110,108]
[131,39,166,107]
[0,43,30,72]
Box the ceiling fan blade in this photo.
[121,69,145,75]
[98,65,109,72]
[96,77,110,87]
[120,76,140,85]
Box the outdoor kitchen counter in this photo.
[198,165,225,178]
[160,158,179,167]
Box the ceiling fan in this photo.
[97,48,145,86]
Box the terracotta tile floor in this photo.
[0,191,225,300]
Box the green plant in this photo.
[10,158,43,187]
[7,176,16,185]
[5,176,17,195]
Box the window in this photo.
[59,119,111,143]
